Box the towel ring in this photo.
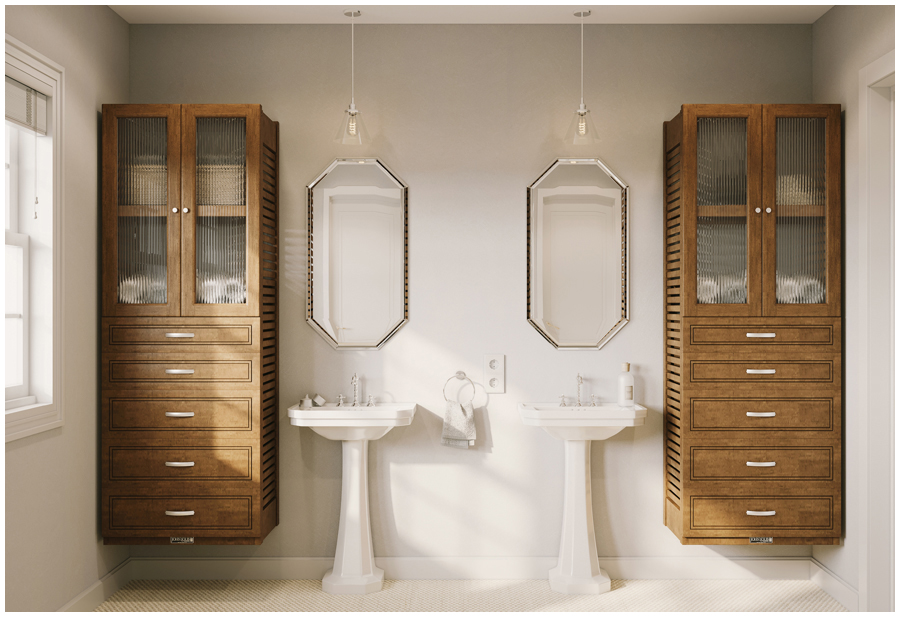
[443,371,475,404]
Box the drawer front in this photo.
[690,496,835,531]
[682,318,840,355]
[689,360,834,384]
[101,318,259,353]
[107,359,254,386]
[108,496,253,530]
[108,447,252,480]
[690,397,834,432]
[690,447,834,481]
[106,395,254,432]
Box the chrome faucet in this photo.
[576,373,583,407]
[559,395,567,407]
[351,373,360,407]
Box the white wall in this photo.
[811,4,895,607]
[4,5,130,612]
[127,23,817,564]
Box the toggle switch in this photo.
[484,354,505,394]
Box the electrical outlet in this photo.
[484,354,505,394]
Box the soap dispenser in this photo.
[617,362,634,408]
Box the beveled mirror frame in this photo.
[306,158,409,350]
[526,157,629,350]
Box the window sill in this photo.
[5,400,62,442]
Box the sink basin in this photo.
[288,401,416,595]
[518,403,647,441]
[519,401,646,595]
[288,403,416,441]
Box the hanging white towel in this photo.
[441,400,476,449]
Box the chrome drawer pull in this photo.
[746,412,776,418]
[165,412,195,418]
[165,332,195,338]
[746,510,776,516]
[746,369,776,375]
[746,461,776,467]
[165,369,195,375]
[746,333,776,338]
[165,510,195,517]
[165,461,195,467]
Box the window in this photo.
[5,35,64,441]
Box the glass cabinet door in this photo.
[102,105,181,316]
[762,105,841,317]
[181,105,260,317]
[683,105,762,316]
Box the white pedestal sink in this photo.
[288,403,416,595]
[518,402,647,595]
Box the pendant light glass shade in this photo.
[335,9,368,145]
[565,103,599,145]
[334,103,369,145]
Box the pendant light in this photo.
[334,9,369,145]
[565,10,599,145]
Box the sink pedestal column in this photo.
[322,439,384,595]
[549,439,611,595]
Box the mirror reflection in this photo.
[307,159,408,349]
[527,158,628,349]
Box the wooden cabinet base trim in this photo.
[679,536,841,546]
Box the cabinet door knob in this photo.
[172,207,178,213]
[766,207,772,213]
[182,207,190,214]
[755,207,761,213]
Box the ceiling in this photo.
[109,5,834,25]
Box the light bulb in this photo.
[578,114,587,136]
[348,114,357,136]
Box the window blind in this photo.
[5,76,47,135]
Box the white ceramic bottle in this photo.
[617,362,634,407]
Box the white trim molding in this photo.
[857,48,895,613]
[810,558,859,612]
[4,34,66,442]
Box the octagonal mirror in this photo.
[527,158,628,349]
[307,158,408,349]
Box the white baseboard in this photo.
[58,558,133,612]
[810,558,859,611]
[129,555,811,581]
[61,555,847,611]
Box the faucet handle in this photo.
[336,394,345,406]
[559,395,567,407]
[591,394,597,407]
[366,394,375,407]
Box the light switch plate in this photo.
[484,354,505,394]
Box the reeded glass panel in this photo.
[696,117,748,304]
[195,117,247,304]
[117,117,167,304]
[775,117,826,304]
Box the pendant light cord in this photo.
[580,11,584,106]
[350,13,355,105]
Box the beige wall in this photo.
[127,23,815,562]
[4,5,130,612]
[811,3,895,603]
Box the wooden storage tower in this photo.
[100,104,279,544]
[664,104,842,545]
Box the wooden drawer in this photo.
[690,447,834,481]
[683,318,840,355]
[104,393,255,434]
[689,359,834,385]
[689,397,835,432]
[690,496,836,532]
[101,318,260,353]
[103,355,257,389]
[108,446,252,480]
[108,496,253,530]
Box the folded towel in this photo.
[441,401,476,449]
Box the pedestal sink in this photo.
[288,402,416,594]
[518,402,647,595]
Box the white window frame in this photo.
[5,34,65,442]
